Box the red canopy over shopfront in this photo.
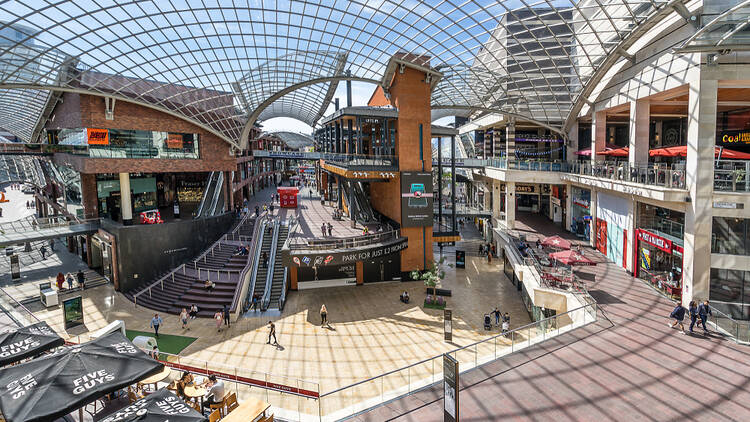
[596,146,629,157]
[649,145,750,159]
[541,235,572,249]
[549,250,596,266]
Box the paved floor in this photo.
[352,213,750,422]
[0,187,35,224]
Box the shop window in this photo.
[710,268,744,303]
[711,217,748,255]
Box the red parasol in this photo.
[541,235,572,249]
[597,146,629,157]
[649,145,750,159]
[548,249,596,266]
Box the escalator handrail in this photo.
[239,213,269,313]
[208,172,224,216]
[278,218,297,311]
[260,217,281,311]
[195,171,216,217]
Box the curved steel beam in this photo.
[0,84,240,149]
[564,0,692,133]
[431,105,565,137]
[239,76,381,150]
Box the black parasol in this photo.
[99,388,206,422]
[0,330,164,422]
[0,321,64,366]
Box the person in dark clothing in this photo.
[492,307,501,325]
[77,270,85,289]
[255,205,260,216]
[40,245,47,259]
[267,321,278,345]
[697,300,712,334]
[262,251,268,268]
[223,304,230,327]
[688,301,698,334]
[321,223,327,237]
[668,302,686,334]
[327,222,333,237]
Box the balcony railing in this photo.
[714,160,750,192]
[486,158,570,172]
[567,161,687,189]
[320,152,398,169]
[287,228,400,251]
[639,216,684,240]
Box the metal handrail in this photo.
[288,228,400,251]
[0,286,41,326]
[260,217,281,311]
[706,305,750,344]
[231,213,267,315]
[195,171,216,217]
[320,299,598,397]
[240,214,269,313]
[277,218,297,311]
[566,161,687,189]
[208,171,224,216]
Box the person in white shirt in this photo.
[202,375,226,410]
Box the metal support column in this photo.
[451,135,457,232]
[349,180,356,228]
[437,136,443,231]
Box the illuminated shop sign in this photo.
[515,184,536,193]
[86,128,109,145]
[572,198,589,209]
[637,229,672,254]
[166,133,183,149]
[720,131,750,145]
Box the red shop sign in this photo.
[638,229,672,254]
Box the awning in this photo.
[576,144,619,156]
[597,147,629,157]
[549,249,596,266]
[649,145,750,159]
[98,388,206,422]
[0,321,64,366]
[0,331,164,422]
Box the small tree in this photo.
[411,256,452,297]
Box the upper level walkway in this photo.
[0,215,99,247]
[353,214,750,421]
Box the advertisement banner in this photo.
[86,128,109,145]
[443,353,459,422]
[63,296,84,330]
[165,133,184,149]
[444,309,453,342]
[401,172,434,227]
[455,250,465,268]
[637,229,672,253]
[285,237,408,267]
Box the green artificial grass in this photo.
[423,302,447,310]
[126,329,197,358]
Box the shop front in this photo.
[634,228,684,300]
[570,187,591,240]
[595,192,629,269]
[515,184,539,213]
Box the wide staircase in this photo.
[125,214,259,317]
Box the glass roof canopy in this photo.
[0,0,693,148]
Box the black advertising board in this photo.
[285,237,409,267]
[63,296,84,330]
[444,309,452,342]
[455,250,465,268]
[400,172,434,227]
[443,353,459,422]
[10,255,20,280]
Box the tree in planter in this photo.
[411,256,452,301]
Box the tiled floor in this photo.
[353,213,750,422]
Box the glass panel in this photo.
[711,217,748,255]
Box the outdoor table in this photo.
[183,384,207,406]
[222,396,272,422]
[138,366,172,391]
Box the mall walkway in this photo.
[352,215,750,422]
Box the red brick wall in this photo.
[51,94,236,173]
[45,92,82,130]
[80,173,98,218]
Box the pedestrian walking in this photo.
[493,307,501,326]
[327,222,333,237]
[668,302,686,334]
[77,269,85,290]
[189,304,199,319]
[503,312,510,324]
[698,300,712,334]
[688,300,698,334]
[150,313,163,338]
[40,245,47,260]
[180,308,189,330]
[56,272,64,290]
[49,238,55,251]
[487,247,492,264]
[223,304,231,327]
[320,304,328,326]
[267,321,278,345]
[214,310,223,333]
[502,320,509,334]
[321,223,327,237]
[262,251,268,268]
[255,205,260,216]
[66,273,74,290]
[270,204,274,213]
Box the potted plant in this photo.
[411,257,452,309]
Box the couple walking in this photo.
[668,300,713,335]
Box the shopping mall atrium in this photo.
[0,0,749,421]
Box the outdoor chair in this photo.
[208,409,221,422]
[225,392,239,412]
[210,397,228,417]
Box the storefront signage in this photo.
[86,128,109,145]
[638,230,672,254]
[550,197,561,206]
[443,353,459,422]
[713,201,744,209]
[166,133,183,149]
[515,184,536,193]
[284,237,408,267]
[573,198,589,209]
[720,130,750,145]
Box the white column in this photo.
[629,99,650,165]
[567,122,579,163]
[119,172,133,225]
[506,116,515,163]
[682,74,716,306]
[565,184,573,233]
[626,198,636,273]
[505,181,516,230]
[592,110,606,163]
[589,188,598,248]
[492,180,502,221]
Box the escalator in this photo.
[342,180,378,223]
[267,224,289,309]
[195,171,225,218]
[243,220,273,312]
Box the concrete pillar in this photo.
[565,184,573,232]
[682,75,716,306]
[437,136,443,229]
[589,188,598,248]
[355,261,364,286]
[506,117,515,163]
[629,99,650,164]
[119,172,133,225]
[505,181,515,229]
[592,110,607,163]
[492,180,502,220]
[289,266,298,291]
[625,198,636,274]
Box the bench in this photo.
[426,288,452,297]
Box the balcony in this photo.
[568,161,686,189]
[320,152,398,171]
[714,160,750,193]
